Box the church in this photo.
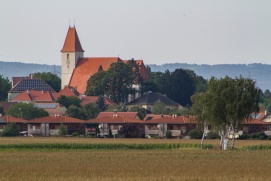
[60,26,149,96]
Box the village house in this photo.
[125,91,183,112]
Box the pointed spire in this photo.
[61,27,84,52]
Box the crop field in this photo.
[0,138,271,180]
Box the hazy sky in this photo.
[1,0,271,65]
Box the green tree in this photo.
[85,60,141,103]
[130,105,147,120]
[58,123,67,136]
[83,103,100,119]
[193,76,260,150]
[7,102,49,120]
[0,106,4,116]
[264,89,271,99]
[56,95,81,108]
[2,123,20,137]
[106,103,127,112]
[66,105,85,119]
[0,75,11,101]
[85,70,107,96]
[33,72,61,92]
[152,100,166,115]
[96,95,106,111]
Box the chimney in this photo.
[27,90,30,94]
[29,73,33,79]
[160,114,163,118]
[42,90,44,94]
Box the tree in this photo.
[7,102,49,120]
[66,105,85,119]
[96,95,106,111]
[0,106,4,116]
[56,95,81,108]
[130,105,147,120]
[264,89,271,99]
[58,123,67,136]
[192,76,260,150]
[106,103,127,112]
[85,70,107,96]
[191,92,210,148]
[33,72,61,92]
[119,124,144,138]
[0,75,11,101]
[83,103,100,119]
[152,100,166,115]
[2,123,20,137]
[85,60,142,103]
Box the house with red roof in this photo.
[88,115,144,137]
[0,115,90,136]
[60,26,149,98]
[144,115,195,138]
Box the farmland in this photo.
[0,138,271,180]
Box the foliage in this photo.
[2,123,20,137]
[7,102,49,120]
[66,105,85,119]
[33,72,61,92]
[166,130,172,139]
[206,131,220,139]
[83,103,100,119]
[130,105,147,120]
[56,95,81,108]
[145,69,204,106]
[72,132,79,137]
[119,124,143,138]
[58,123,67,136]
[0,106,4,116]
[86,60,142,103]
[106,103,127,112]
[108,129,113,138]
[96,95,107,111]
[191,76,260,149]
[152,100,166,115]
[0,75,11,101]
[189,129,203,139]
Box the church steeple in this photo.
[61,26,84,89]
[61,26,84,52]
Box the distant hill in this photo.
[148,63,271,91]
[0,61,270,91]
[0,61,61,79]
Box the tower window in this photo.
[67,54,70,59]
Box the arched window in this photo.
[67,53,69,59]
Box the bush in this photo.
[238,134,248,140]
[206,131,219,139]
[2,123,20,137]
[58,124,67,136]
[108,129,113,138]
[72,132,79,137]
[189,129,203,139]
[166,130,172,139]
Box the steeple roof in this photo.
[61,26,84,52]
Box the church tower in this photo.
[61,26,84,89]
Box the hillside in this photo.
[0,61,270,91]
[0,61,61,79]
[148,63,270,91]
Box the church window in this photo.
[67,54,69,60]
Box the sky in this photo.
[1,0,271,65]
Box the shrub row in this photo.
[242,145,271,150]
[0,143,213,150]
[238,132,270,140]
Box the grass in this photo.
[0,137,271,180]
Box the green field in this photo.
[0,138,270,180]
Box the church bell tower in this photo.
[60,26,84,89]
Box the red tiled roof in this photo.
[89,116,143,124]
[69,57,121,93]
[54,86,80,100]
[28,116,88,123]
[12,90,55,102]
[0,116,26,123]
[61,27,84,52]
[81,96,117,106]
[97,112,138,119]
[144,116,191,124]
